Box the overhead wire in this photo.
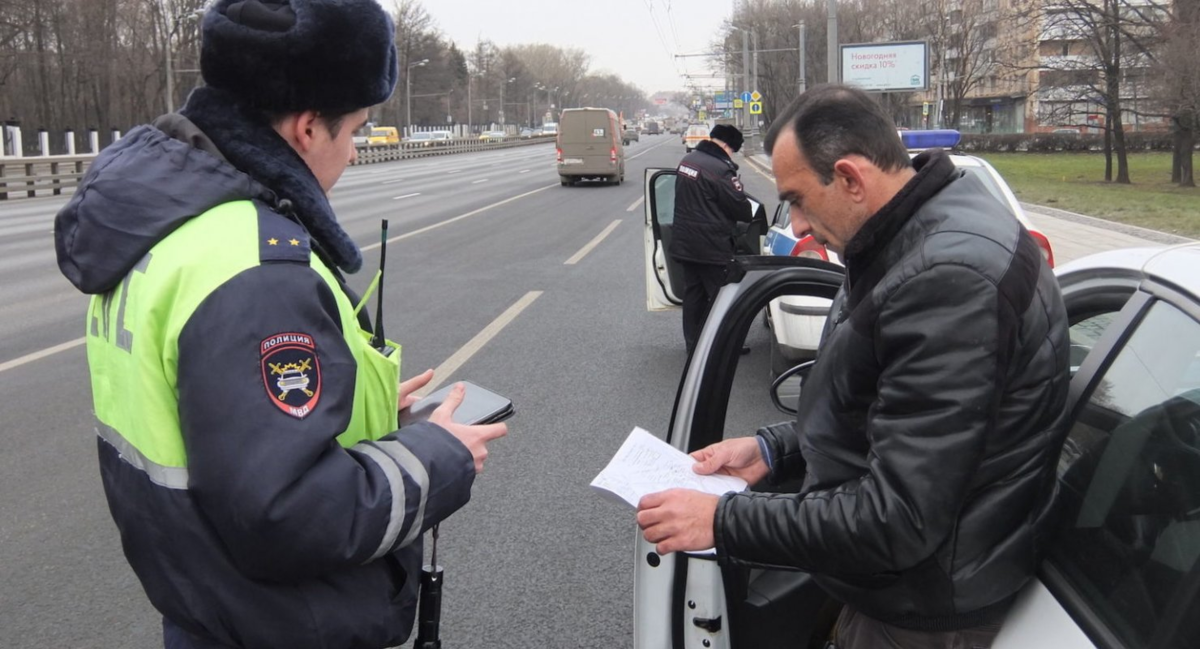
[643,0,690,89]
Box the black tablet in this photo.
[399,381,514,427]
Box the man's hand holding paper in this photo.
[636,436,767,554]
[592,428,763,555]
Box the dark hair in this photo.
[764,84,910,185]
[265,109,355,138]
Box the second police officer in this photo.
[669,124,756,355]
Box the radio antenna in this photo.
[370,219,389,351]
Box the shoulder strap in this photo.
[253,201,312,264]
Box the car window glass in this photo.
[1069,312,1117,377]
[653,173,675,227]
[1052,301,1200,649]
[773,201,792,229]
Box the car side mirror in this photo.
[771,360,816,416]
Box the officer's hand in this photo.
[690,437,768,485]
[398,369,434,411]
[430,382,507,474]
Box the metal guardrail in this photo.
[0,155,92,200]
[352,135,555,164]
[0,135,556,200]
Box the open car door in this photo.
[644,168,685,311]
[634,255,845,649]
[644,167,769,312]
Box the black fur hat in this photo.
[200,0,398,114]
[709,124,745,152]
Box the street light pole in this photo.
[406,59,428,138]
[827,0,838,84]
[797,22,807,96]
[499,77,515,126]
[164,10,204,114]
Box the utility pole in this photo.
[798,22,807,95]
[827,0,838,84]
[742,30,751,131]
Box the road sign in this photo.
[749,101,763,115]
[740,91,752,103]
[751,90,762,102]
[734,99,745,109]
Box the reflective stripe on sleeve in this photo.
[373,439,430,549]
[95,420,190,490]
[357,444,409,561]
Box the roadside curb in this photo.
[1019,202,1195,245]
[742,153,774,179]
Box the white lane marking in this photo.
[626,196,645,212]
[519,169,531,174]
[415,291,544,397]
[472,179,489,184]
[448,169,462,174]
[393,193,422,200]
[565,220,622,266]
[628,136,675,160]
[361,183,558,251]
[381,178,406,185]
[0,336,85,375]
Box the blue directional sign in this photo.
[740,91,752,103]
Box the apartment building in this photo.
[906,0,1167,133]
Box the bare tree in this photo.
[1156,0,1198,186]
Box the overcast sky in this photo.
[422,0,736,94]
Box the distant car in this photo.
[541,122,558,137]
[519,128,536,139]
[759,130,1056,373]
[479,130,507,142]
[623,125,639,145]
[645,121,660,135]
[405,132,435,147]
[683,124,709,152]
[1052,128,1082,137]
[367,126,400,146]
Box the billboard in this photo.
[840,41,928,92]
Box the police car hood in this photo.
[55,119,270,295]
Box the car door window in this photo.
[1069,312,1118,377]
[772,200,791,229]
[1052,301,1200,649]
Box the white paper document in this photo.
[590,427,748,509]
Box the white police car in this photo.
[634,243,1200,649]
[761,130,1056,374]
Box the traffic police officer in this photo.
[54,2,505,648]
[669,124,755,354]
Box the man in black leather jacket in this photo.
[638,85,1070,648]
[669,124,753,354]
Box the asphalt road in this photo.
[0,133,789,649]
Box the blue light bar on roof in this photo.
[900,129,962,150]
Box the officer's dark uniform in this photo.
[669,134,753,354]
[53,2,479,648]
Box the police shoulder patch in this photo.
[732,176,744,192]
[260,332,321,419]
